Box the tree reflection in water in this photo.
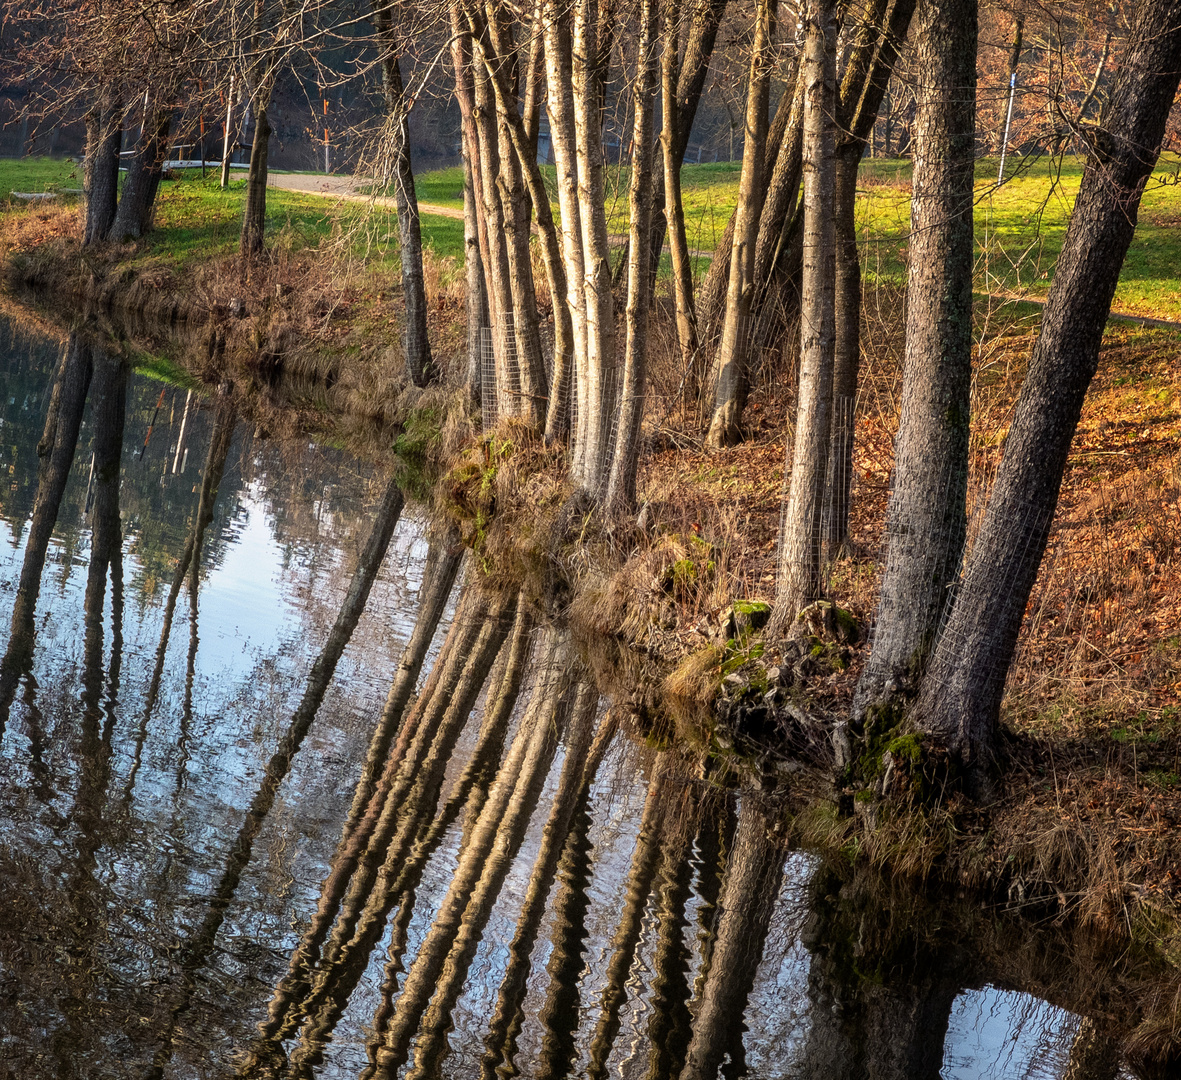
[0,317,1174,1080]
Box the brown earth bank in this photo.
[5,214,1181,1068]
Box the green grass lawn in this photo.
[4,151,1180,321]
[0,157,85,197]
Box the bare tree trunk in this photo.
[240,84,272,256]
[604,0,658,514]
[464,0,569,434]
[473,64,520,413]
[83,93,122,245]
[704,0,777,449]
[913,0,1181,785]
[543,0,588,446]
[375,10,434,387]
[451,16,491,407]
[661,0,700,400]
[825,0,920,554]
[852,0,976,725]
[768,0,837,634]
[112,106,172,241]
[571,0,617,495]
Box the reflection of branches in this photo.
[140,470,406,1080]
[0,334,92,737]
[122,395,237,804]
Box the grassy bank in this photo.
[2,154,1181,978]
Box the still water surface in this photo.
[0,317,1145,1078]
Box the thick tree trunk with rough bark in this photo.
[853,0,976,727]
[769,0,837,634]
[705,0,776,449]
[604,0,658,513]
[912,0,1181,782]
[112,107,172,241]
[83,94,122,245]
[240,88,272,256]
[375,12,434,387]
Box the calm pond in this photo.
[0,315,1152,1078]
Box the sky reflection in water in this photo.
[0,317,1140,1079]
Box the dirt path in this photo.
[238,170,465,221]
[255,172,712,257]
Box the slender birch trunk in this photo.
[571,0,617,495]
[604,0,658,513]
[662,0,701,395]
[705,0,777,449]
[543,0,588,447]
[768,0,837,635]
[375,8,434,387]
[465,0,569,433]
[451,14,491,407]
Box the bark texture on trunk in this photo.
[661,0,701,400]
[83,93,122,245]
[240,89,272,256]
[604,0,658,513]
[824,0,920,553]
[768,0,837,635]
[851,0,976,722]
[451,14,491,408]
[112,107,172,241]
[704,0,777,449]
[912,0,1181,780]
[543,0,588,445]
[464,0,568,435]
[571,0,618,494]
[375,15,434,388]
